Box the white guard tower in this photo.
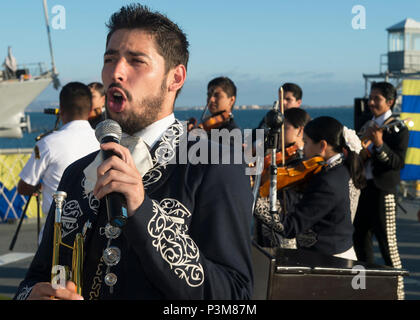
[363,18,420,111]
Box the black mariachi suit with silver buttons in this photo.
[353,115,409,266]
[353,115,408,300]
[14,120,254,300]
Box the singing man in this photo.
[15,4,253,300]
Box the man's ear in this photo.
[167,64,186,93]
[296,99,302,107]
[297,126,304,138]
[229,96,236,111]
[319,139,328,154]
[386,99,394,109]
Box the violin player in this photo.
[279,82,303,110]
[254,108,311,248]
[254,82,304,132]
[188,76,239,132]
[258,108,312,198]
[281,108,311,165]
[255,116,366,260]
[87,82,106,129]
[205,76,239,131]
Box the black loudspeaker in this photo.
[354,98,372,132]
[251,243,408,300]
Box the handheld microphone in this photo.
[95,119,127,228]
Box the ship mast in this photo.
[42,0,60,89]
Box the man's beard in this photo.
[106,81,167,135]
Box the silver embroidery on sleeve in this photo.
[61,200,83,239]
[15,285,33,300]
[254,197,282,230]
[349,179,361,223]
[82,177,100,215]
[147,198,204,287]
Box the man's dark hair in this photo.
[207,77,237,98]
[371,81,397,109]
[106,4,189,74]
[284,107,311,129]
[88,82,105,96]
[281,83,302,101]
[59,82,92,118]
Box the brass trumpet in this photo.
[51,191,84,296]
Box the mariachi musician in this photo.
[87,82,106,129]
[279,108,311,165]
[353,82,409,293]
[353,82,409,300]
[14,5,253,300]
[253,107,311,248]
[189,77,239,132]
[254,108,366,260]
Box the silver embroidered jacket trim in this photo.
[148,198,205,288]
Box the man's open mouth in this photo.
[107,88,128,113]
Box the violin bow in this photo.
[280,87,286,166]
[200,101,210,122]
[279,88,288,213]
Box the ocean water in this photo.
[0,107,354,149]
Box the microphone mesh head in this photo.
[95,119,122,143]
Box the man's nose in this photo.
[111,58,127,82]
[209,95,216,103]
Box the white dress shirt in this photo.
[83,113,176,195]
[124,113,176,150]
[20,120,99,214]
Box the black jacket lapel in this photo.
[143,119,185,195]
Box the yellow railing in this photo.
[0,148,42,221]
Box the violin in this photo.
[88,108,103,121]
[200,110,231,131]
[259,156,326,198]
[187,110,231,132]
[261,144,299,178]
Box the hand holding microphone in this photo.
[94,120,144,226]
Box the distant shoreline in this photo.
[26,104,354,112]
[170,105,353,111]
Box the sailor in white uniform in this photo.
[18,82,99,241]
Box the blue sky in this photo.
[1,0,420,108]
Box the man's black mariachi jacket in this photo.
[14,120,254,300]
[369,115,409,194]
